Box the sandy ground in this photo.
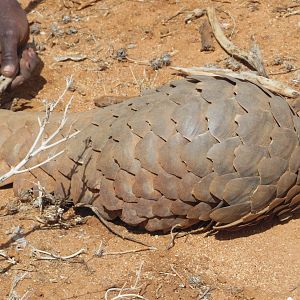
[0,0,300,299]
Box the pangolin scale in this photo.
[0,75,299,232]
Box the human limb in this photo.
[0,0,40,88]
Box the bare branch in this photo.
[7,272,29,300]
[15,150,65,174]
[206,6,268,77]
[31,247,86,261]
[0,76,79,184]
[95,241,153,258]
[166,224,182,250]
[172,66,300,98]
[104,261,146,300]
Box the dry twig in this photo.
[206,6,267,77]
[172,66,300,98]
[104,261,146,300]
[211,0,231,3]
[164,7,186,23]
[184,8,206,23]
[0,250,17,266]
[31,247,85,261]
[170,265,186,288]
[198,287,211,299]
[166,224,182,250]
[284,9,300,17]
[269,67,300,76]
[0,76,80,185]
[0,250,17,274]
[7,272,30,300]
[77,0,101,10]
[95,241,154,257]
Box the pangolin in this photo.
[0,75,299,232]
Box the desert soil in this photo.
[0,0,300,299]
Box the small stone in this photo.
[50,23,64,36]
[62,15,72,24]
[150,58,163,70]
[150,53,172,70]
[74,216,86,225]
[273,56,283,66]
[35,42,46,52]
[30,23,41,35]
[161,53,171,66]
[284,62,295,71]
[188,275,203,288]
[66,27,78,35]
[127,43,136,49]
[115,48,127,61]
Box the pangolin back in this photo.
[0,75,299,232]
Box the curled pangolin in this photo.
[0,75,299,232]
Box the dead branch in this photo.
[172,66,300,98]
[170,265,186,288]
[7,272,29,300]
[184,8,206,23]
[77,0,102,10]
[166,224,182,250]
[0,76,80,185]
[31,247,85,261]
[104,261,146,300]
[269,67,300,76]
[206,6,268,77]
[284,10,300,17]
[0,250,17,274]
[211,0,231,3]
[0,250,17,265]
[198,287,211,299]
[95,241,154,257]
[164,7,187,23]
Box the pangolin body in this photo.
[0,75,299,231]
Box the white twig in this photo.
[133,261,144,289]
[104,261,146,300]
[7,272,29,300]
[170,264,186,288]
[198,287,211,299]
[15,151,65,174]
[31,247,85,260]
[0,76,79,184]
[0,250,17,265]
[206,6,268,77]
[172,66,300,98]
